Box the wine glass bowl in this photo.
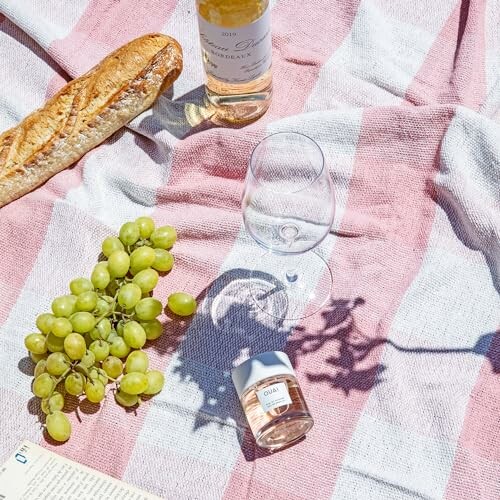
[241,132,335,320]
[242,132,334,255]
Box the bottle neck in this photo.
[197,0,269,28]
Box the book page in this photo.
[0,441,161,500]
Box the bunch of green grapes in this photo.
[24,217,197,442]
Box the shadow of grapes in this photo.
[18,356,34,376]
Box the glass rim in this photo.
[248,132,326,194]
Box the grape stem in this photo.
[94,290,119,325]
[46,366,72,404]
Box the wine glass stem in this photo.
[286,268,298,283]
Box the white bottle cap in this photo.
[231,351,295,398]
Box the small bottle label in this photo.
[257,382,292,412]
[197,7,272,84]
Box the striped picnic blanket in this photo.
[0,1,499,499]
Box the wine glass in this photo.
[242,132,335,320]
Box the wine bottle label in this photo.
[257,382,292,412]
[197,7,272,84]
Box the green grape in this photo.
[70,312,96,334]
[102,356,123,379]
[34,359,47,378]
[123,321,146,349]
[46,352,70,376]
[84,333,93,348]
[64,333,87,360]
[115,390,139,407]
[119,221,140,246]
[41,391,65,415]
[95,318,112,340]
[75,291,98,312]
[132,268,159,294]
[69,277,94,296]
[30,352,47,363]
[140,319,163,341]
[109,337,131,358]
[102,236,124,257]
[32,373,55,398]
[125,350,149,374]
[25,333,47,355]
[167,292,197,317]
[91,262,111,289]
[46,333,65,353]
[36,313,55,334]
[85,380,105,403]
[135,216,155,239]
[89,340,110,362]
[65,372,85,396]
[103,294,115,304]
[118,283,142,309]
[120,372,148,395]
[51,295,76,318]
[152,248,174,272]
[95,297,111,316]
[80,350,96,368]
[51,317,73,338]
[150,225,177,249]
[107,330,118,343]
[130,246,156,273]
[135,297,162,321]
[141,318,163,341]
[108,250,130,278]
[46,411,71,442]
[116,320,125,336]
[105,280,120,297]
[89,328,100,341]
[89,366,108,385]
[143,370,165,395]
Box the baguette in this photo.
[0,33,183,207]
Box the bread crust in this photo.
[0,33,183,207]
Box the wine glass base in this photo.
[248,250,333,321]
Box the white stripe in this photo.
[64,131,173,230]
[482,0,500,120]
[0,19,57,128]
[305,0,457,111]
[0,0,89,50]
[332,108,500,499]
[123,109,362,497]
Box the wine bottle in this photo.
[196,0,273,124]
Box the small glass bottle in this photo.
[196,0,273,124]
[232,351,314,450]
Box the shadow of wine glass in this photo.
[171,268,292,436]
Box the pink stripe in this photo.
[444,328,500,500]
[268,0,361,118]
[0,193,54,326]
[405,0,486,109]
[224,104,455,499]
[48,0,177,78]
